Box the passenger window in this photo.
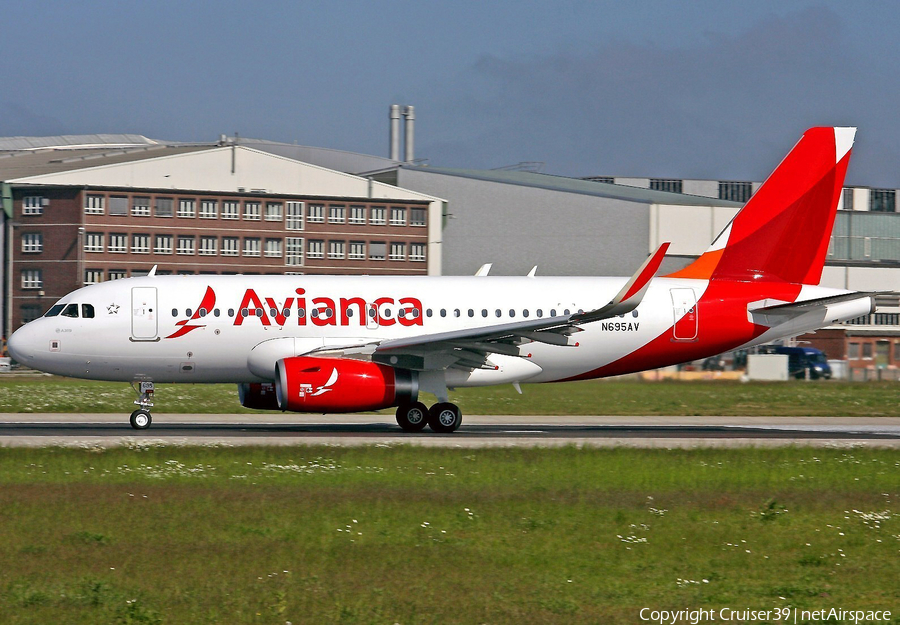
[44,304,65,317]
[495,309,501,317]
[523,310,530,318]
[214,309,221,317]
[468,309,474,317]
[550,309,557,317]
[537,309,543,317]
[454,309,460,317]
[81,304,95,319]
[509,309,515,318]
[228,309,235,317]
[172,308,178,317]
[440,309,446,318]
[61,304,79,318]
[482,309,488,317]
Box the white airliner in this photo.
[8,127,878,432]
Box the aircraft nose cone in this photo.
[7,323,37,364]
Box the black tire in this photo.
[130,409,152,430]
[396,402,429,432]
[427,402,462,433]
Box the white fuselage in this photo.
[7,274,866,387]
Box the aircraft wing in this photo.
[362,243,670,371]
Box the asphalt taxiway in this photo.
[0,414,899,448]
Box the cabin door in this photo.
[671,288,698,342]
[131,287,159,340]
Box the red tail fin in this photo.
[668,127,854,284]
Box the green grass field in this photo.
[0,445,897,624]
[0,376,898,416]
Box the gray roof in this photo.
[399,165,744,207]
[0,145,212,182]
[0,134,159,152]
[240,139,401,175]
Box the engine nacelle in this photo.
[275,356,418,413]
[237,382,281,410]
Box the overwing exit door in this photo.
[132,287,159,340]
[671,288,698,342]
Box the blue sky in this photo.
[2,1,899,184]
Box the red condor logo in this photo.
[166,287,424,339]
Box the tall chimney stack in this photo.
[389,105,401,161]
[403,105,415,162]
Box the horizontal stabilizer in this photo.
[749,292,879,317]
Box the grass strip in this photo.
[0,445,897,624]
[1,376,898,416]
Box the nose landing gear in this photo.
[129,381,155,430]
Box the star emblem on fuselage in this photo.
[107,304,120,315]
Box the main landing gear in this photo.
[129,381,155,430]
[395,401,463,433]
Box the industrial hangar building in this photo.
[2,124,898,373]
[0,135,443,331]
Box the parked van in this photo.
[762,346,832,380]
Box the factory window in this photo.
[199,236,218,256]
[22,233,43,253]
[155,197,173,218]
[650,179,683,194]
[410,243,426,262]
[22,196,44,215]
[264,238,282,258]
[369,241,386,260]
[21,269,42,289]
[870,189,896,212]
[221,237,239,256]
[177,199,196,218]
[132,196,151,216]
[109,270,127,280]
[285,237,304,266]
[349,205,366,224]
[286,202,304,230]
[177,236,196,255]
[329,205,346,224]
[154,234,173,254]
[410,207,427,226]
[243,202,261,221]
[390,207,406,226]
[243,237,261,257]
[718,181,752,203]
[848,342,860,358]
[84,270,103,285]
[370,206,386,225]
[109,196,129,216]
[222,201,239,220]
[328,241,346,259]
[389,242,406,261]
[842,188,854,211]
[132,234,150,254]
[200,200,218,219]
[307,240,324,259]
[109,233,128,253]
[84,194,105,214]
[265,202,283,222]
[862,343,873,358]
[348,241,366,260]
[21,305,43,324]
[308,204,325,223]
[84,233,104,252]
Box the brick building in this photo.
[1,137,443,333]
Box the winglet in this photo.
[475,263,492,277]
[571,242,669,323]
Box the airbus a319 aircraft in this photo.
[8,127,878,433]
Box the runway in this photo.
[1,414,899,447]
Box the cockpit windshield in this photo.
[43,303,95,319]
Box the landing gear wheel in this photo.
[427,402,462,433]
[396,402,429,432]
[130,409,152,430]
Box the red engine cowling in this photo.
[275,356,418,413]
[237,382,281,410]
